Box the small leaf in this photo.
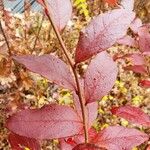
[130,18,142,33]
[126,53,145,66]
[138,26,150,54]
[7,104,82,139]
[92,126,149,150]
[124,65,147,74]
[84,52,118,103]
[75,9,135,63]
[73,143,105,150]
[8,133,40,150]
[37,0,72,31]
[111,105,150,127]
[117,35,137,47]
[140,80,150,88]
[13,55,76,91]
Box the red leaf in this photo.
[140,80,150,88]
[73,143,105,150]
[130,18,142,33]
[92,126,149,150]
[6,104,82,139]
[75,9,135,63]
[84,52,118,103]
[124,65,147,74]
[111,105,150,127]
[117,35,137,47]
[37,0,72,31]
[126,53,145,65]
[104,0,118,6]
[138,26,150,53]
[8,133,40,150]
[13,55,76,91]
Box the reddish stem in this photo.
[42,1,89,143]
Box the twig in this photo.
[42,1,89,143]
[33,14,45,51]
[0,20,11,55]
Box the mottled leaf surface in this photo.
[84,52,118,103]
[75,9,135,63]
[13,55,76,91]
[112,105,150,127]
[7,104,82,139]
[8,133,40,150]
[92,126,149,150]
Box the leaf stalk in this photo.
[43,1,89,143]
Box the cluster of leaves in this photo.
[115,17,150,88]
[0,0,150,150]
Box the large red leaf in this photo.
[13,55,76,91]
[111,105,150,127]
[75,9,135,63]
[73,143,105,150]
[37,0,72,31]
[6,104,83,139]
[92,126,149,150]
[8,133,40,150]
[84,52,118,103]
